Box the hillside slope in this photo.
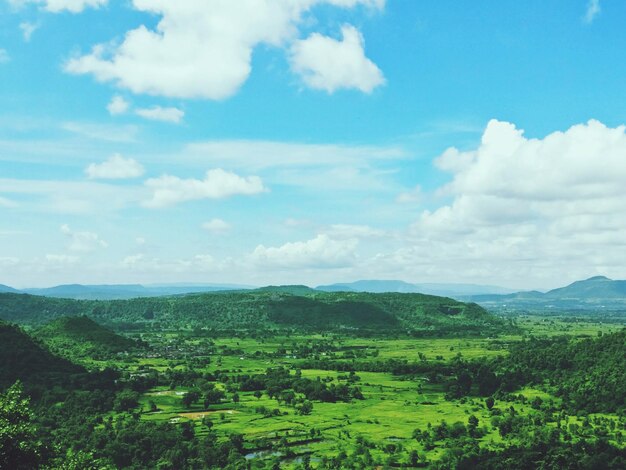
[0,321,84,390]
[35,316,142,359]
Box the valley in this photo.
[0,286,624,469]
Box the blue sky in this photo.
[1,0,626,289]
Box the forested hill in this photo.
[0,290,507,335]
[35,316,144,359]
[0,321,84,391]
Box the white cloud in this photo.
[19,22,39,41]
[403,119,626,285]
[135,105,184,123]
[64,0,384,99]
[143,168,266,208]
[290,24,384,93]
[251,234,358,269]
[106,95,130,115]
[584,0,601,23]
[61,224,108,252]
[85,154,145,179]
[202,218,231,234]
[0,49,9,64]
[11,0,107,13]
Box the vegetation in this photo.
[35,316,145,360]
[0,291,624,468]
[0,289,509,335]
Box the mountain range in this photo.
[0,280,515,300]
[1,277,625,311]
[467,276,626,310]
[5,283,254,300]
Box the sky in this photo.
[1,0,626,289]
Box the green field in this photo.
[97,316,623,468]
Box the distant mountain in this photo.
[544,276,626,299]
[470,276,626,311]
[0,284,18,293]
[316,280,516,297]
[21,283,253,300]
[35,316,143,359]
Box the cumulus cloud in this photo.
[85,154,145,179]
[64,0,384,99]
[202,218,231,234]
[61,224,108,252]
[584,0,601,23]
[405,119,626,285]
[135,105,184,123]
[290,24,385,93]
[19,22,39,42]
[252,234,358,269]
[143,168,266,208]
[106,95,130,115]
[10,0,107,13]
[0,49,9,64]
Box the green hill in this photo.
[0,290,508,335]
[35,316,142,359]
[0,321,84,391]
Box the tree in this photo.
[485,396,495,410]
[182,391,200,409]
[468,415,480,437]
[0,382,42,469]
[114,390,139,412]
[298,401,313,415]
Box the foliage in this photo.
[0,382,42,469]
